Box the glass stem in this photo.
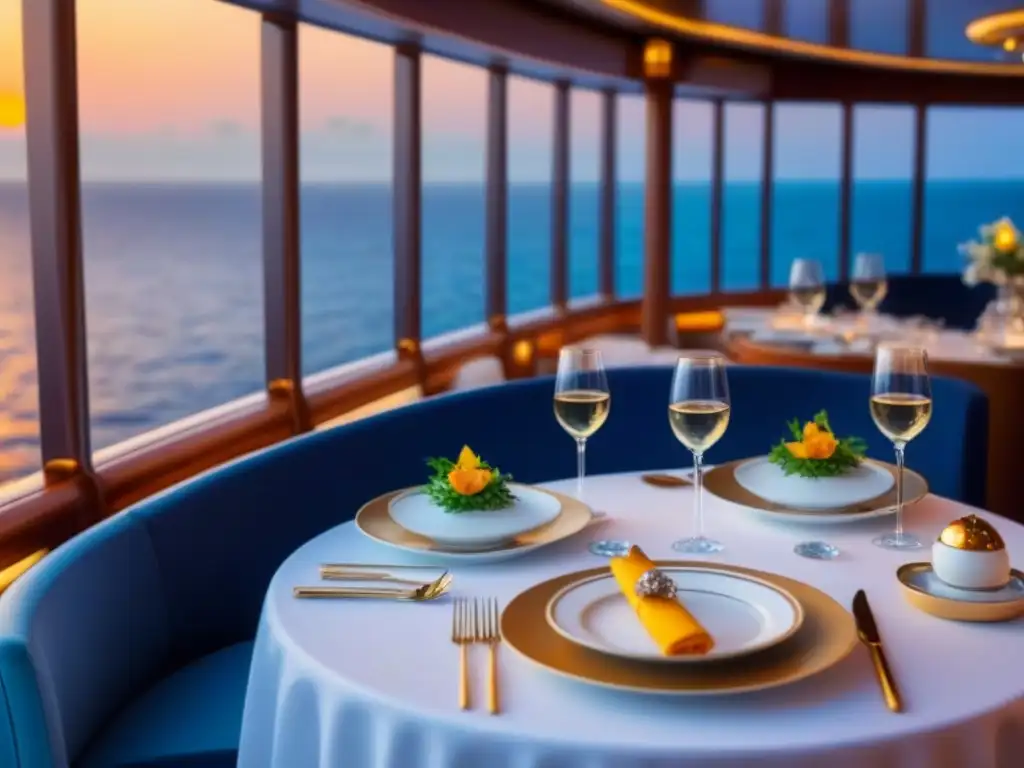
[576,437,586,503]
[692,451,704,539]
[893,442,905,539]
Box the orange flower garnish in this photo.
[447,445,493,496]
[785,422,838,461]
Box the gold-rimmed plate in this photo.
[896,563,1024,622]
[703,458,928,524]
[355,487,594,563]
[502,561,857,696]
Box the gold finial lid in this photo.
[938,514,1006,552]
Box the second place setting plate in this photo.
[546,566,805,664]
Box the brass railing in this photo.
[3,0,1023,574]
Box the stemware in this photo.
[668,353,731,554]
[850,253,888,315]
[553,348,622,557]
[869,345,932,550]
[788,259,826,327]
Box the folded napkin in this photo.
[609,546,714,656]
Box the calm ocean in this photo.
[0,179,1021,483]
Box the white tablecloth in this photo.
[237,472,1024,768]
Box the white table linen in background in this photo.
[237,472,1024,768]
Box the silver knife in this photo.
[852,589,903,713]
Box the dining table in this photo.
[236,470,1024,768]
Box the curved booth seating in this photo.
[824,274,995,330]
[0,366,987,768]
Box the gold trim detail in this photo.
[897,563,1024,622]
[397,337,420,355]
[966,11,1024,47]
[644,38,673,78]
[601,0,1024,76]
[43,458,80,480]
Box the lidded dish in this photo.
[931,514,1011,590]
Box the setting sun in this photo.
[0,92,25,129]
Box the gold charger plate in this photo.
[501,560,857,696]
[703,458,928,521]
[354,487,593,561]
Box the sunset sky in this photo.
[0,0,1022,182]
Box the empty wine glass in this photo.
[554,348,622,556]
[668,353,731,554]
[870,345,932,550]
[850,253,888,315]
[789,259,826,327]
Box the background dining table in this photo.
[236,471,1024,768]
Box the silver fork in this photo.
[475,597,501,715]
[451,597,474,710]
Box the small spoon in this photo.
[294,572,453,601]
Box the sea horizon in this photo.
[1,177,1022,484]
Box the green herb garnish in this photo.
[767,410,867,478]
[424,448,516,513]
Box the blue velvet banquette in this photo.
[0,366,988,767]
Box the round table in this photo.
[237,472,1024,768]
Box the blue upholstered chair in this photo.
[0,366,987,767]
[824,274,995,330]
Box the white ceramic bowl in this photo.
[931,541,1011,590]
[733,457,894,510]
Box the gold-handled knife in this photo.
[852,589,903,713]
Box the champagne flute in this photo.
[789,259,826,328]
[553,348,621,557]
[669,353,731,554]
[850,253,888,315]
[870,345,932,550]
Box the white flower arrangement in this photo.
[959,217,1024,287]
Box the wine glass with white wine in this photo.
[870,345,932,550]
[789,259,826,328]
[553,348,622,557]
[850,253,888,316]
[668,353,731,554]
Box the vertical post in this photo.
[759,102,775,289]
[393,45,423,372]
[907,0,926,57]
[551,81,570,310]
[838,101,854,282]
[709,99,724,294]
[910,105,927,274]
[21,0,103,521]
[763,0,783,35]
[261,14,309,434]
[599,89,617,300]
[641,40,673,347]
[485,66,508,332]
[828,0,849,48]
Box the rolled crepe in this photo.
[609,545,714,656]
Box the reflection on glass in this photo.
[669,354,731,554]
[870,345,932,551]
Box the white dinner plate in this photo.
[387,483,562,548]
[733,456,894,511]
[545,566,804,664]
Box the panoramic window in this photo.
[569,89,600,300]
[703,0,763,31]
[784,0,828,45]
[850,0,907,55]
[771,103,842,287]
[615,94,644,299]
[77,0,263,453]
[421,56,485,339]
[923,107,1024,273]
[507,76,552,316]
[672,99,712,296]
[722,102,765,292]
[299,26,393,375]
[927,0,1014,61]
[0,0,40,494]
[851,105,913,274]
